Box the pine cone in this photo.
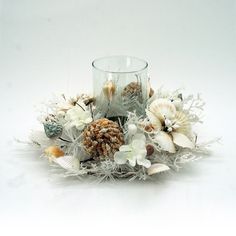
[83,118,124,159]
[122,82,142,98]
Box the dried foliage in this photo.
[29,87,218,181]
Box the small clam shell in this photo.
[147,163,170,176]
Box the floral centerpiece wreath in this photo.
[29,56,218,181]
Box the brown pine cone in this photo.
[83,118,124,159]
[122,82,142,98]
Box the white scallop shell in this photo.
[53,155,80,171]
[149,98,176,121]
[173,111,191,135]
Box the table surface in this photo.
[1,0,235,235]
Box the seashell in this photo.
[45,146,64,158]
[53,155,80,171]
[146,110,162,130]
[172,132,194,149]
[149,99,176,122]
[154,131,176,153]
[173,111,191,135]
[147,163,170,176]
[147,79,154,98]
[103,80,116,101]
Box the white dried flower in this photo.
[65,105,92,131]
[128,124,138,136]
[114,134,151,168]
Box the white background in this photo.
[0,0,236,235]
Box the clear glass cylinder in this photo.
[92,56,149,118]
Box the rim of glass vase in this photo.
[92,55,148,74]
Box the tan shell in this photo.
[103,80,116,101]
[45,146,64,158]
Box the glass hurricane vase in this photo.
[92,56,149,120]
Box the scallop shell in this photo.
[173,111,191,135]
[149,99,176,122]
[53,155,80,171]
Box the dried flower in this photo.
[103,80,116,101]
[114,134,151,168]
[146,98,194,153]
[65,105,92,131]
[128,124,138,136]
[83,118,124,159]
[43,121,63,139]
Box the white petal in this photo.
[147,164,170,176]
[172,132,195,149]
[119,145,132,152]
[53,155,80,171]
[128,124,137,136]
[137,158,151,168]
[84,117,93,124]
[133,133,146,142]
[127,157,136,167]
[138,149,148,157]
[75,122,85,130]
[154,131,176,153]
[114,151,127,165]
[132,139,146,149]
